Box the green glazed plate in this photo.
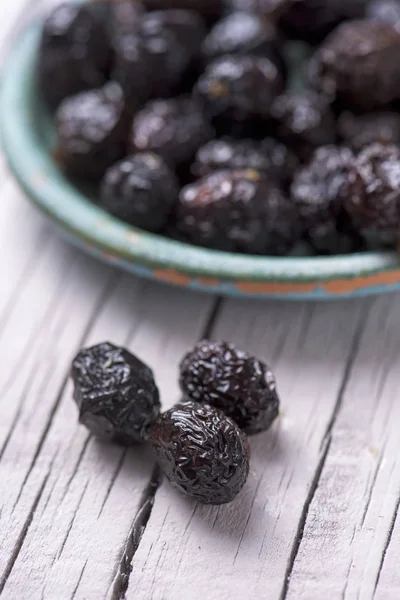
[2,20,400,300]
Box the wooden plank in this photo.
[0,182,49,348]
[0,221,215,599]
[0,0,37,60]
[285,295,400,600]
[126,298,370,600]
[0,217,74,458]
[374,510,400,600]
[0,224,115,589]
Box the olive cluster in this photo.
[71,340,280,505]
[39,0,400,256]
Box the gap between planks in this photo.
[2,192,400,598]
[0,0,223,583]
[280,304,369,599]
[0,207,217,600]
[110,297,222,600]
[124,298,378,600]
[285,295,400,600]
[3,280,384,600]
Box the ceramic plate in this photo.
[2,20,400,300]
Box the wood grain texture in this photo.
[0,189,215,598]
[286,296,400,600]
[126,298,372,600]
[374,506,400,600]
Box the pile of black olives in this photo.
[39,0,400,257]
[71,340,280,505]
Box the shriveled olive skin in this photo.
[180,340,280,434]
[113,12,190,104]
[141,9,206,61]
[100,153,179,232]
[367,0,400,30]
[226,0,294,20]
[177,169,299,255]
[195,55,284,121]
[130,97,214,169]
[345,143,400,246]
[38,3,112,109]
[202,11,285,79]
[150,401,250,505]
[290,145,362,254]
[192,137,298,185]
[71,342,160,445]
[310,20,400,111]
[337,111,400,152]
[270,91,336,162]
[55,83,126,181]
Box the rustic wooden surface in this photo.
[1,2,400,599]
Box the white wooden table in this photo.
[2,2,400,599]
